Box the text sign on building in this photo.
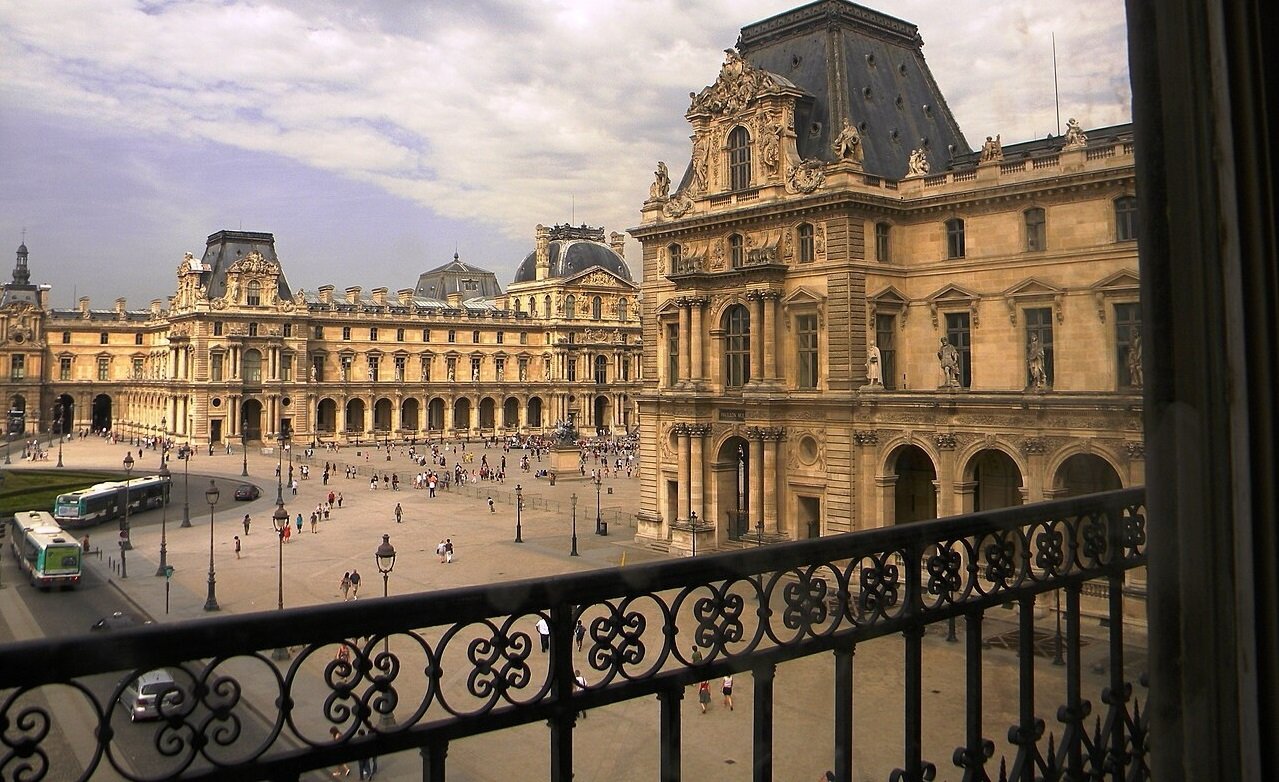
[719,409,746,422]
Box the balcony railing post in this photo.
[954,611,994,777]
[420,739,448,782]
[549,603,576,782]
[752,662,775,782]
[1064,583,1084,775]
[900,624,927,781]
[658,687,683,782]
[1009,593,1041,782]
[833,644,854,782]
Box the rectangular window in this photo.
[1025,208,1047,252]
[97,357,110,381]
[248,322,258,337]
[519,331,528,345]
[567,358,577,382]
[368,356,380,382]
[496,331,504,345]
[313,357,325,382]
[394,356,406,381]
[666,323,679,386]
[470,357,481,380]
[423,329,431,342]
[1024,307,1055,386]
[621,357,631,381]
[875,222,891,262]
[281,354,294,382]
[396,328,405,342]
[314,325,324,339]
[341,357,352,381]
[875,314,897,389]
[519,358,529,381]
[213,322,223,337]
[796,314,818,388]
[448,330,456,343]
[1115,197,1138,242]
[594,356,608,384]
[60,357,72,381]
[135,333,143,346]
[210,354,223,382]
[283,323,292,337]
[9,354,25,380]
[797,224,815,263]
[421,355,432,382]
[370,327,378,341]
[132,358,144,380]
[496,357,505,379]
[100,332,109,345]
[62,331,71,344]
[945,312,973,387]
[472,330,480,343]
[946,218,966,259]
[1115,302,1141,387]
[447,357,457,380]
[342,327,351,341]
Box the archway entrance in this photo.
[401,399,420,432]
[91,394,112,433]
[427,398,445,432]
[716,437,750,540]
[373,398,393,432]
[479,397,496,430]
[453,398,471,430]
[345,399,366,435]
[241,399,264,443]
[892,445,937,524]
[527,397,544,428]
[593,395,611,434]
[1053,453,1123,497]
[316,399,337,433]
[7,395,26,438]
[503,398,520,429]
[969,449,1024,511]
[54,394,75,434]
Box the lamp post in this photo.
[570,493,579,556]
[275,431,286,506]
[179,444,192,528]
[204,480,221,611]
[594,473,605,535]
[375,534,397,727]
[155,462,171,577]
[240,415,249,477]
[54,404,64,468]
[1052,588,1065,666]
[271,502,290,661]
[159,416,167,467]
[514,483,523,543]
[689,510,700,558]
[118,453,134,579]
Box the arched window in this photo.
[668,243,682,271]
[1114,196,1137,241]
[724,304,751,387]
[528,296,537,316]
[246,280,262,306]
[543,295,551,317]
[1024,207,1047,251]
[618,298,629,321]
[242,349,263,384]
[797,223,815,263]
[591,296,603,320]
[565,294,576,320]
[945,218,966,259]
[514,298,522,314]
[728,126,752,190]
[730,234,744,268]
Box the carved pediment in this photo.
[781,286,825,308]
[687,48,801,118]
[1091,269,1140,294]
[1004,278,1064,324]
[562,268,639,290]
[869,286,909,308]
[927,284,981,328]
[228,251,279,277]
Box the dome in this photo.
[513,225,632,284]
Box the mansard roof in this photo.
[199,230,293,302]
[413,253,504,300]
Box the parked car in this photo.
[120,669,183,722]
[90,611,147,631]
[234,484,261,501]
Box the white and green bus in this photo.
[53,474,170,529]
[9,511,82,589]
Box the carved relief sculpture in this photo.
[1127,328,1143,388]
[761,115,784,176]
[786,158,825,194]
[865,342,883,387]
[980,134,1003,162]
[691,135,710,194]
[833,120,864,163]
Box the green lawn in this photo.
[0,469,118,518]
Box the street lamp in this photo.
[594,473,605,535]
[375,533,398,727]
[119,453,134,577]
[570,493,579,556]
[275,431,286,506]
[271,502,290,661]
[241,415,249,477]
[155,462,171,577]
[179,444,192,528]
[689,510,700,558]
[514,483,523,543]
[54,404,64,468]
[204,479,221,611]
[1052,589,1065,666]
[159,416,167,467]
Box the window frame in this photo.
[723,304,752,389]
[728,125,752,190]
[1024,207,1047,252]
[795,313,819,388]
[945,218,966,259]
[797,223,815,263]
[1115,195,1138,241]
[874,222,892,263]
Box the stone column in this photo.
[677,300,691,383]
[762,429,783,534]
[689,425,709,522]
[750,294,765,383]
[676,424,691,522]
[690,298,705,383]
[875,474,897,527]
[762,293,777,381]
[750,434,765,535]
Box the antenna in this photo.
[1052,33,1061,136]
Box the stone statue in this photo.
[1064,118,1088,149]
[649,161,671,201]
[310,365,317,382]
[938,337,960,388]
[692,135,710,193]
[833,120,863,163]
[1027,333,1047,389]
[761,116,783,174]
[908,147,930,176]
[472,365,479,382]
[980,134,1003,162]
[227,277,239,302]
[553,418,579,448]
[1127,329,1143,388]
[866,342,883,386]
[519,363,527,382]
[447,366,455,382]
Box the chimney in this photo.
[447,291,462,309]
[535,224,550,281]
[114,298,127,319]
[609,231,626,259]
[150,299,162,317]
[318,285,334,305]
[371,287,387,306]
[78,296,90,317]
[397,288,414,306]
[345,286,361,304]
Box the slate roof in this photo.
[412,254,504,300]
[199,230,293,302]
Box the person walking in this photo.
[296,513,304,536]
[394,503,403,524]
[487,496,495,513]
[574,669,588,720]
[349,569,362,598]
[436,540,446,563]
[234,535,241,559]
[242,514,251,535]
[282,522,291,544]
[698,680,712,714]
[575,619,586,652]
[444,539,454,563]
[329,726,350,777]
[337,492,344,508]
[536,616,550,653]
[340,572,352,601]
[311,514,318,534]
[721,674,734,710]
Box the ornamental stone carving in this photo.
[934,433,958,450]
[1063,118,1088,149]
[688,48,790,117]
[979,135,1003,162]
[853,430,879,446]
[1123,441,1145,460]
[786,159,825,194]
[832,120,864,163]
[648,161,671,202]
[1020,437,1047,455]
[907,147,930,176]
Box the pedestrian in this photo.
[444,538,454,563]
[329,726,350,777]
[535,616,550,652]
[243,514,251,535]
[311,514,318,534]
[357,728,378,780]
[436,539,446,563]
[296,513,304,535]
[349,569,362,598]
[574,669,588,719]
[698,680,712,714]
[234,535,241,559]
[340,572,351,601]
[337,492,344,508]
[575,619,586,651]
[283,522,291,544]
[291,478,298,496]
[487,496,495,513]
[722,674,734,710]
[394,502,403,523]
[691,645,703,665]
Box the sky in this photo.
[0,0,1131,309]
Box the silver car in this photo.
[119,670,182,722]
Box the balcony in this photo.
[0,489,1147,781]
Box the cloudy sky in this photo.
[0,0,1130,308]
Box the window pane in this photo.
[945,312,972,387]
[1025,208,1046,251]
[946,219,966,259]
[1115,302,1141,387]
[875,223,891,262]
[728,126,751,190]
[875,314,897,389]
[796,314,818,388]
[1024,306,1054,386]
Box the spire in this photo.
[13,237,31,286]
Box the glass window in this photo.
[565,295,576,320]
[60,357,71,381]
[528,297,537,316]
[248,322,258,337]
[246,280,261,306]
[1025,208,1047,251]
[421,355,432,382]
[312,357,325,382]
[210,354,223,382]
[730,234,744,268]
[281,354,294,381]
[514,299,522,314]
[497,331,504,344]
[370,327,379,341]
[592,296,603,320]
[666,323,679,386]
[946,218,966,259]
[341,356,352,381]
[446,356,457,380]
[796,314,818,388]
[945,312,972,387]
[472,330,480,343]
[10,354,25,380]
[669,243,681,270]
[567,358,577,382]
[1115,196,1138,241]
[875,222,891,262]
[368,356,380,382]
[423,329,431,342]
[242,350,262,384]
[470,357,481,380]
[100,332,109,344]
[621,356,631,381]
[342,327,351,340]
[448,330,456,343]
[214,322,223,337]
[1024,307,1055,386]
[875,314,897,390]
[97,357,110,381]
[728,126,751,190]
[135,333,143,346]
[284,323,292,337]
[618,298,629,321]
[543,295,551,316]
[495,357,505,379]
[394,356,406,381]
[62,331,70,344]
[594,355,608,384]
[314,325,323,339]
[724,304,751,388]
[520,331,529,345]
[1115,302,1142,387]
[797,223,815,263]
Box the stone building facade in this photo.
[1,225,641,448]
[630,0,1142,552]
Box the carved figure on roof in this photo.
[649,161,671,201]
[293,289,306,305]
[908,147,930,176]
[1064,118,1088,149]
[833,120,864,163]
[980,134,1003,162]
[691,135,710,194]
[688,47,783,117]
[762,115,784,175]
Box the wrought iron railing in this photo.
[0,488,1147,781]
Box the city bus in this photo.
[9,511,82,589]
[52,474,171,529]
